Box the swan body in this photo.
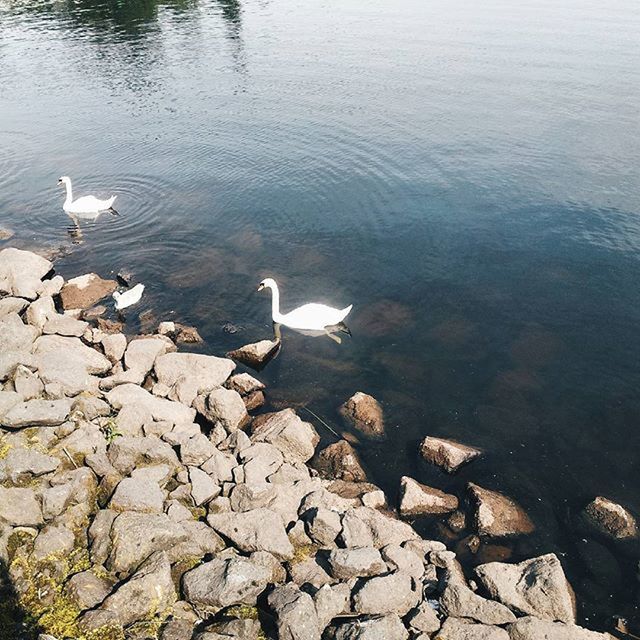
[258,278,352,331]
[58,176,117,217]
[113,283,145,310]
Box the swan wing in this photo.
[280,302,352,330]
[68,195,115,214]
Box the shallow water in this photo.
[2,0,640,629]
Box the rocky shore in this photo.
[0,247,624,640]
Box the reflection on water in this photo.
[2,0,640,630]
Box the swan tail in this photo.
[340,304,353,320]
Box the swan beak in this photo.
[257,284,264,292]
[56,179,63,186]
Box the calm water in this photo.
[2,0,640,630]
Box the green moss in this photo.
[224,604,259,620]
[0,438,11,459]
[189,506,207,520]
[6,528,36,562]
[289,543,316,565]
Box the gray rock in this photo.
[124,337,173,377]
[43,314,89,337]
[230,482,277,512]
[468,483,535,538]
[339,392,385,440]
[93,551,176,627]
[251,409,319,464]
[0,296,28,318]
[65,569,114,611]
[26,295,56,329]
[288,554,333,589]
[437,617,509,640]
[508,617,614,640]
[583,496,638,540]
[475,553,576,624]
[202,387,249,432]
[227,373,265,395]
[227,338,280,370]
[107,435,180,475]
[182,556,270,614]
[314,582,350,628]
[340,507,419,549]
[419,436,482,473]
[32,524,75,560]
[0,352,37,382]
[59,273,117,310]
[207,508,294,560]
[181,433,217,467]
[13,365,44,400]
[107,384,196,426]
[250,550,287,584]
[407,602,441,634]
[201,447,237,484]
[1,398,72,428]
[316,440,368,482]
[0,313,39,353]
[170,520,226,560]
[196,619,262,640]
[268,584,321,640]
[306,507,342,546]
[399,476,459,516]
[331,614,409,640]
[0,487,43,525]
[154,352,235,407]
[0,248,52,299]
[353,571,419,616]
[0,390,23,419]
[88,509,118,566]
[41,275,64,297]
[240,442,283,484]
[109,476,165,513]
[0,446,59,484]
[107,512,188,575]
[42,483,75,520]
[328,547,387,579]
[101,333,127,364]
[189,466,220,506]
[381,544,424,581]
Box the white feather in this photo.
[113,283,145,310]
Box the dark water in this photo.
[2,0,640,630]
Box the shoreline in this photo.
[0,246,622,640]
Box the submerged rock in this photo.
[468,483,534,538]
[582,496,638,541]
[316,440,368,483]
[419,436,482,473]
[227,338,281,370]
[59,272,117,310]
[339,392,385,440]
[399,476,458,516]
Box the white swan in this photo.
[258,278,352,331]
[113,283,145,310]
[57,176,117,217]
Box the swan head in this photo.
[257,277,277,292]
[57,176,71,187]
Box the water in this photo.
[2,0,640,630]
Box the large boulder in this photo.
[508,617,615,640]
[468,483,534,538]
[315,441,367,482]
[0,248,52,299]
[59,273,117,310]
[327,547,387,580]
[437,617,509,640]
[419,436,482,473]
[475,554,576,624]
[107,384,196,426]
[268,584,322,640]
[339,392,385,440]
[352,572,419,616]
[582,496,638,541]
[0,487,43,525]
[227,338,280,370]
[1,398,72,428]
[182,556,270,614]
[0,313,39,353]
[199,387,249,432]
[399,476,458,516]
[331,614,409,640]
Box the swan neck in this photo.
[270,284,282,321]
[64,181,73,206]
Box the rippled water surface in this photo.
[2,0,640,630]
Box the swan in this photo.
[57,176,118,217]
[113,283,145,310]
[257,278,352,331]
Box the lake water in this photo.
[2,0,640,630]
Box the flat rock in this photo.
[65,570,114,611]
[437,617,509,640]
[419,436,482,473]
[227,372,265,395]
[251,409,319,464]
[1,398,72,428]
[328,547,387,579]
[107,435,180,475]
[399,476,458,516]
[316,440,367,482]
[268,584,321,640]
[508,617,615,640]
[207,508,294,560]
[468,483,534,538]
[227,338,280,370]
[0,486,43,525]
[182,556,270,614]
[59,273,117,310]
[331,614,409,640]
[124,336,173,376]
[197,619,261,640]
[583,496,638,540]
[0,313,39,353]
[0,446,59,483]
[109,476,165,513]
[339,392,385,440]
[0,296,28,318]
[475,553,576,624]
[189,466,221,506]
[107,384,196,426]
[353,571,419,616]
[0,390,26,420]
[42,314,89,337]
[0,248,52,299]
[340,507,419,549]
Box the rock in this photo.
[314,583,350,628]
[109,476,165,513]
[229,482,276,512]
[207,508,294,560]
[353,571,419,616]
[331,614,409,640]
[328,547,387,579]
[228,373,265,395]
[81,305,107,321]
[92,551,176,627]
[201,447,237,484]
[0,227,14,241]
[340,507,419,549]
[189,466,220,506]
[583,496,638,540]
[1,398,72,428]
[124,336,173,376]
[65,570,113,611]
[381,545,424,581]
[202,387,249,431]
[339,392,385,440]
[42,314,89,337]
[0,352,37,382]
[181,433,218,467]
[468,483,534,538]
[268,584,321,640]
[436,617,509,640]
[407,602,441,634]
[240,442,283,484]
[107,384,195,426]
[0,390,22,420]
[508,616,615,640]
[288,554,333,589]
[107,435,180,475]
[26,295,56,329]
[0,248,52,299]
[154,352,235,407]
[59,273,117,310]
[316,441,367,482]
[0,487,43,525]
[32,523,75,560]
[399,476,459,516]
[440,559,516,625]
[227,338,280,370]
[419,436,482,473]
[251,409,319,464]
[101,333,127,364]
[0,446,59,483]
[182,556,270,614]
[0,313,39,353]
[197,619,262,640]
[107,512,188,575]
[41,275,64,297]
[171,520,226,560]
[306,507,342,546]
[13,365,44,400]
[475,553,576,624]
[175,323,203,344]
[0,296,28,318]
